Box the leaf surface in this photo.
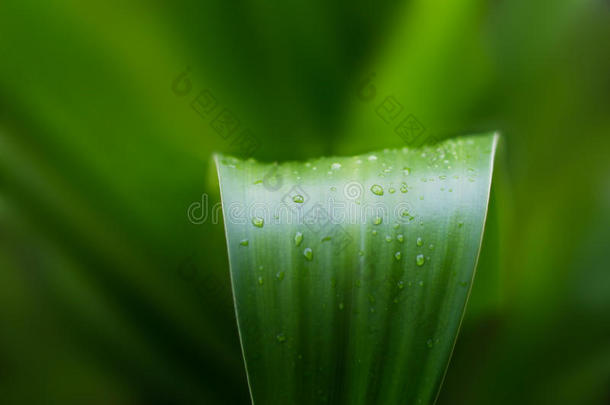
[216,133,498,404]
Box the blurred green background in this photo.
[1,0,609,404]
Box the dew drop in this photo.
[370,184,384,196]
[321,235,332,242]
[389,187,396,194]
[373,216,383,225]
[416,237,423,247]
[397,280,404,289]
[397,234,404,243]
[372,230,378,236]
[338,302,345,310]
[385,235,393,243]
[416,254,425,266]
[403,167,411,175]
[303,247,313,261]
[401,211,414,220]
[394,251,402,261]
[400,183,408,193]
[368,155,378,161]
[251,217,264,228]
[276,271,285,281]
[294,232,303,246]
[276,332,287,343]
[426,338,434,349]
[240,239,249,246]
[257,276,264,285]
[292,194,304,203]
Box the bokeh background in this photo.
[1,0,609,404]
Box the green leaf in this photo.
[215,133,498,404]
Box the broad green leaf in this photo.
[216,133,498,404]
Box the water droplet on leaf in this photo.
[370,184,384,196]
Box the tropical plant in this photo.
[216,133,497,403]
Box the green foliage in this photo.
[0,0,609,404]
[217,134,497,403]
